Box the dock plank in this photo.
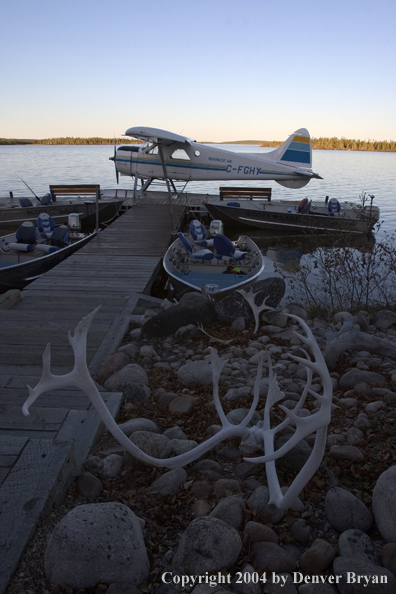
[0,200,187,593]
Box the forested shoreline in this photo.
[0,136,395,151]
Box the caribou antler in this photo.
[236,288,275,333]
[23,308,333,510]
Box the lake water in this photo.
[1,144,395,303]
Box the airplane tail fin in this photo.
[266,128,312,168]
[264,128,314,188]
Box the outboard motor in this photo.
[67,213,81,232]
[209,219,223,237]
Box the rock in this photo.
[372,465,396,542]
[334,311,353,324]
[299,538,335,574]
[333,556,396,593]
[226,408,261,426]
[163,426,187,440]
[170,438,198,455]
[173,516,242,573]
[366,400,387,413]
[325,487,373,532]
[44,502,149,589]
[127,431,172,461]
[213,479,241,498]
[252,542,297,573]
[117,342,139,359]
[118,418,159,437]
[215,278,286,323]
[290,518,310,542]
[210,495,246,529]
[195,459,223,474]
[328,445,364,462]
[372,310,396,331]
[178,360,213,386]
[347,427,364,446]
[339,369,387,388]
[142,294,218,338]
[286,303,309,320]
[97,351,130,384]
[338,529,379,564]
[168,395,197,416]
[174,324,201,339]
[231,316,246,331]
[122,383,151,403]
[380,542,396,575]
[151,468,187,495]
[77,472,103,499]
[243,521,279,544]
[247,486,284,523]
[262,310,289,328]
[104,363,149,391]
[354,412,370,430]
[96,454,124,480]
[193,500,212,517]
[275,434,313,472]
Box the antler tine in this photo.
[237,288,275,333]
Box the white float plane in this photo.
[110,126,322,192]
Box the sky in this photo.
[1,0,395,142]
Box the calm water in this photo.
[0,144,395,232]
[1,144,395,301]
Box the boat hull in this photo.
[0,199,124,232]
[204,201,379,234]
[0,233,96,293]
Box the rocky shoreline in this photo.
[7,280,396,594]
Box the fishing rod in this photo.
[18,176,42,203]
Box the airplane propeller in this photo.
[109,140,119,184]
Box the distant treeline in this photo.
[0,137,143,145]
[261,137,396,152]
[1,136,395,151]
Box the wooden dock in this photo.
[0,201,185,592]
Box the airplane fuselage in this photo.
[115,141,311,183]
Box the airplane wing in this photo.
[124,126,195,146]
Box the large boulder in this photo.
[141,293,218,338]
[44,502,149,589]
[215,278,285,323]
[372,465,396,542]
[173,516,242,574]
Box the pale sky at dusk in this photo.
[1,0,395,142]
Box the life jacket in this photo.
[298,198,310,214]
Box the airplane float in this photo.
[110,126,322,193]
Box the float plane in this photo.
[110,126,322,193]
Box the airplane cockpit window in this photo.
[170,149,191,161]
[148,146,159,155]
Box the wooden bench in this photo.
[219,187,272,201]
[49,184,100,203]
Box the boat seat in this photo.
[51,225,69,247]
[41,193,52,205]
[328,198,341,216]
[19,198,33,207]
[213,234,246,262]
[7,242,36,252]
[37,212,56,239]
[16,221,37,244]
[178,233,214,261]
[189,219,214,248]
